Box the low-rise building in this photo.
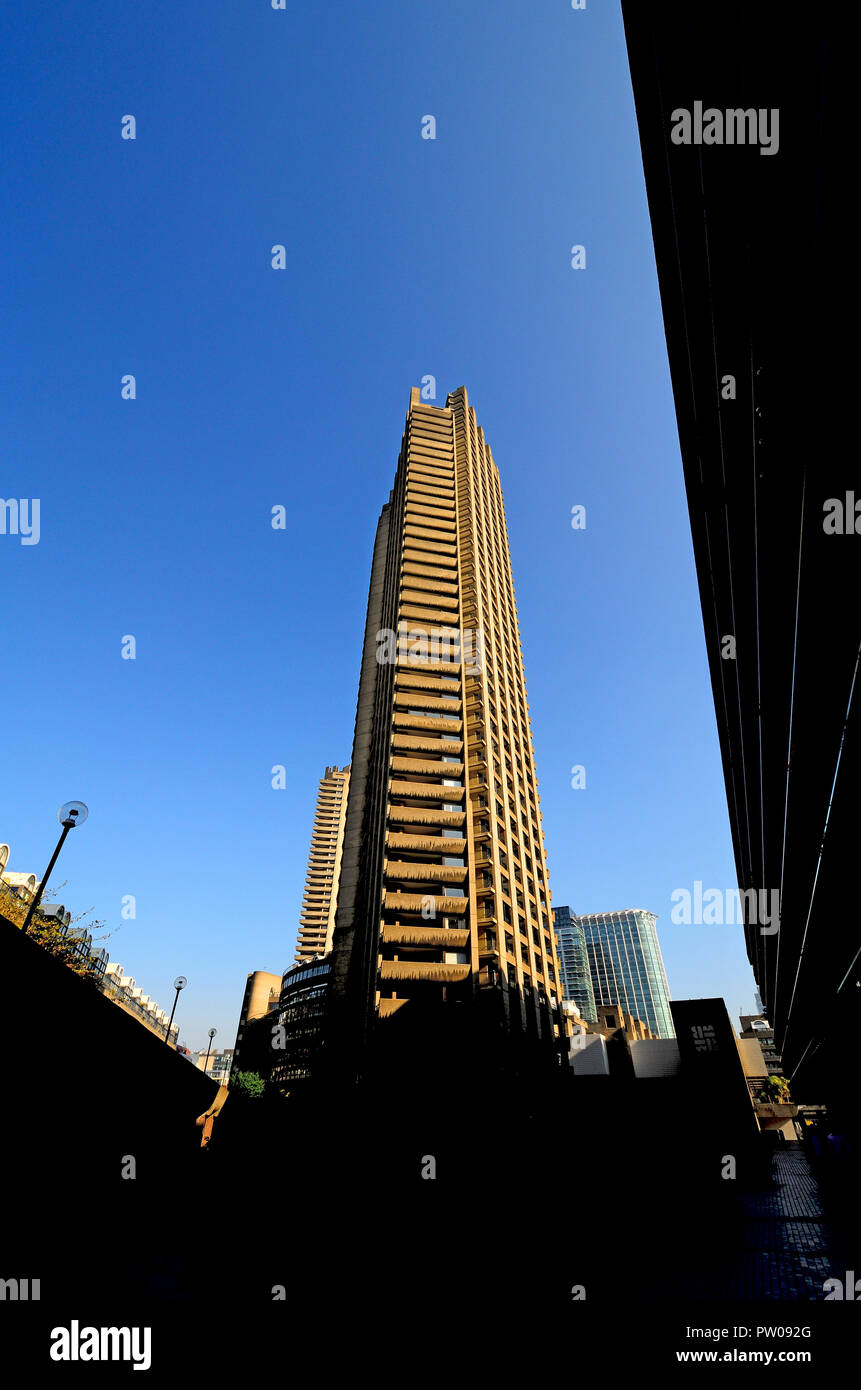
[739,1014,784,1077]
[270,956,332,1089]
[231,970,282,1076]
[196,1048,234,1085]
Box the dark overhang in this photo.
[621,2,858,1088]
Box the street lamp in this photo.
[22,802,89,936]
[204,1027,217,1075]
[165,975,187,1046]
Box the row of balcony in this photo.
[400,560,458,586]
[405,480,454,503]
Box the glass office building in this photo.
[578,909,674,1039]
[553,906,597,1022]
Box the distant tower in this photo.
[294,766,350,963]
[578,909,674,1039]
[553,906,597,1022]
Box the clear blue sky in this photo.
[1,1,759,1053]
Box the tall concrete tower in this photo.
[294,765,350,963]
[328,387,566,1073]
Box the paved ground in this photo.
[678,1143,852,1300]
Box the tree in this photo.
[0,876,106,979]
[229,1070,266,1100]
[757,1074,791,1105]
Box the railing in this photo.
[2,879,177,1042]
[100,980,178,1041]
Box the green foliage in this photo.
[757,1074,791,1105]
[229,1070,266,1100]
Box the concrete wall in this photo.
[630,1038,681,1078]
[569,1033,609,1076]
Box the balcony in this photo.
[404,523,457,543]
[398,561,458,583]
[391,756,465,778]
[380,961,470,984]
[386,832,467,854]
[391,733,464,756]
[378,998,409,1018]
[400,589,459,611]
[403,501,456,519]
[392,714,464,737]
[394,673,460,696]
[381,922,470,949]
[384,860,467,885]
[389,780,465,802]
[387,805,465,828]
[399,604,461,626]
[393,692,461,713]
[403,537,457,560]
[383,891,468,915]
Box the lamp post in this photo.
[204,1027,217,1076]
[165,975,187,1046]
[22,802,89,936]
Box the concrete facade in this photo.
[294,766,350,963]
[328,386,568,1072]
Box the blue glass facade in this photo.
[553,905,597,1022]
[578,909,674,1039]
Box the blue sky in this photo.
[1,1,759,1052]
